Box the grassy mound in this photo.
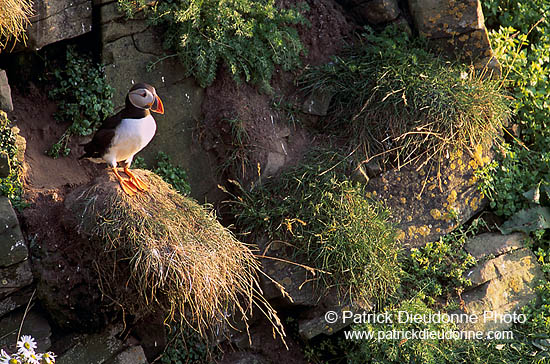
[66,170,281,336]
[300,26,510,168]
[232,150,401,303]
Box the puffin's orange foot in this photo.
[119,179,138,196]
[112,167,138,196]
[124,167,148,192]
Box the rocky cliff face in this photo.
[0,1,528,363]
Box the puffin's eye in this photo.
[141,92,146,97]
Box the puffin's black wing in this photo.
[79,111,122,159]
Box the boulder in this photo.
[408,0,499,72]
[99,2,219,201]
[108,346,148,364]
[409,0,484,38]
[366,147,490,248]
[298,298,372,339]
[464,232,527,260]
[0,286,35,317]
[456,233,545,332]
[0,70,13,112]
[0,151,10,178]
[27,0,92,50]
[0,196,28,268]
[57,324,125,364]
[302,89,334,116]
[0,260,33,299]
[355,0,401,24]
[259,239,319,306]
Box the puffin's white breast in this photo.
[103,115,157,165]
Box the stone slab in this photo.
[0,196,28,268]
[465,232,527,261]
[27,0,92,50]
[0,260,33,299]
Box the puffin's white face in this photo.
[128,87,156,109]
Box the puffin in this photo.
[80,83,164,196]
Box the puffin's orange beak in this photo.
[151,95,164,114]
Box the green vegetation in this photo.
[133,152,191,196]
[117,0,308,91]
[0,111,24,208]
[232,149,401,303]
[477,2,550,220]
[303,218,550,363]
[299,26,509,167]
[0,0,33,49]
[403,221,479,305]
[160,327,220,364]
[219,118,251,179]
[47,46,114,158]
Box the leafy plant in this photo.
[118,0,309,91]
[402,219,481,304]
[299,26,510,168]
[47,46,114,158]
[477,9,550,220]
[133,152,191,196]
[0,111,24,208]
[231,148,401,303]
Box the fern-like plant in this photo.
[118,0,309,91]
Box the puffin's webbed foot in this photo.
[123,166,148,192]
[112,167,138,196]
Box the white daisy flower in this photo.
[6,355,21,364]
[27,352,41,364]
[0,349,11,364]
[17,335,37,357]
[41,352,56,364]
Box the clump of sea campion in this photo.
[0,335,56,364]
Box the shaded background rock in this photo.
[99,1,219,202]
[0,70,13,112]
[27,0,92,50]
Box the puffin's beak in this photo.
[151,95,164,114]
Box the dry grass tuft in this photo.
[67,170,284,339]
[299,27,510,169]
[0,0,33,50]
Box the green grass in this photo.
[303,217,550,364]
[299,26,510,168]
[231,148,401,303]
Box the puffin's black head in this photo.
[127,83,164,114]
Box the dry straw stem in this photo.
[69,170,284,341]
[0,0,33,50]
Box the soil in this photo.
[201,0,354,185]
[8,84,115,332]
[9,84,101,195]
